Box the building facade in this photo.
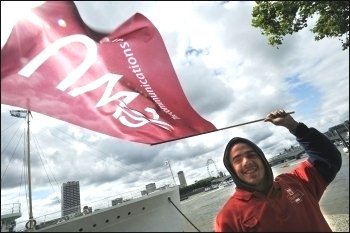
[145,183,156,194]
[141,190,148,196]
[111,197,123,206]
[61,181,81,217]
[177,171,187,188]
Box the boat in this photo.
[36,186,183,232]
[1,110,185,232]
[2,186,184,232]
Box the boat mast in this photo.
[9,110,36,231]
[26,110,35,231]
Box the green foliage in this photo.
[179,177,215,195]
[251,1,349,50]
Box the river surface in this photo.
[180,146,349,232]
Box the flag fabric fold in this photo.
[1,1,217,144]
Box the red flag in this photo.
[1,1,216,144]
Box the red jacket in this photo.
[215,123,342,232]
[215,160,331,232]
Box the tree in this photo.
[251,1,349,50]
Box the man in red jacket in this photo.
[214,109,342,232]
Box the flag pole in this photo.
[151,111,295,146]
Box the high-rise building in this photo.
[61,181,81,217]
[177,171,187,188]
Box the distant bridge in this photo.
[268,146,305,167]
[268,123,349,167]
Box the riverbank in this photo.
[181,147,349,232]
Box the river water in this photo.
[180,147,349,232]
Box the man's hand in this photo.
[264,109,298,131]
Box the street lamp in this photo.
[164,160,176,186]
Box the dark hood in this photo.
[223,137,273,194]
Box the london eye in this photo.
[206,159,219,178]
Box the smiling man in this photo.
[229,142,268,192]
[214,109,342,232]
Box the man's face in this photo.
[229,142,266,186]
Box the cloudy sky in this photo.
[1,1,349,229]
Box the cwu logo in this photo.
[18,34,173,131]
